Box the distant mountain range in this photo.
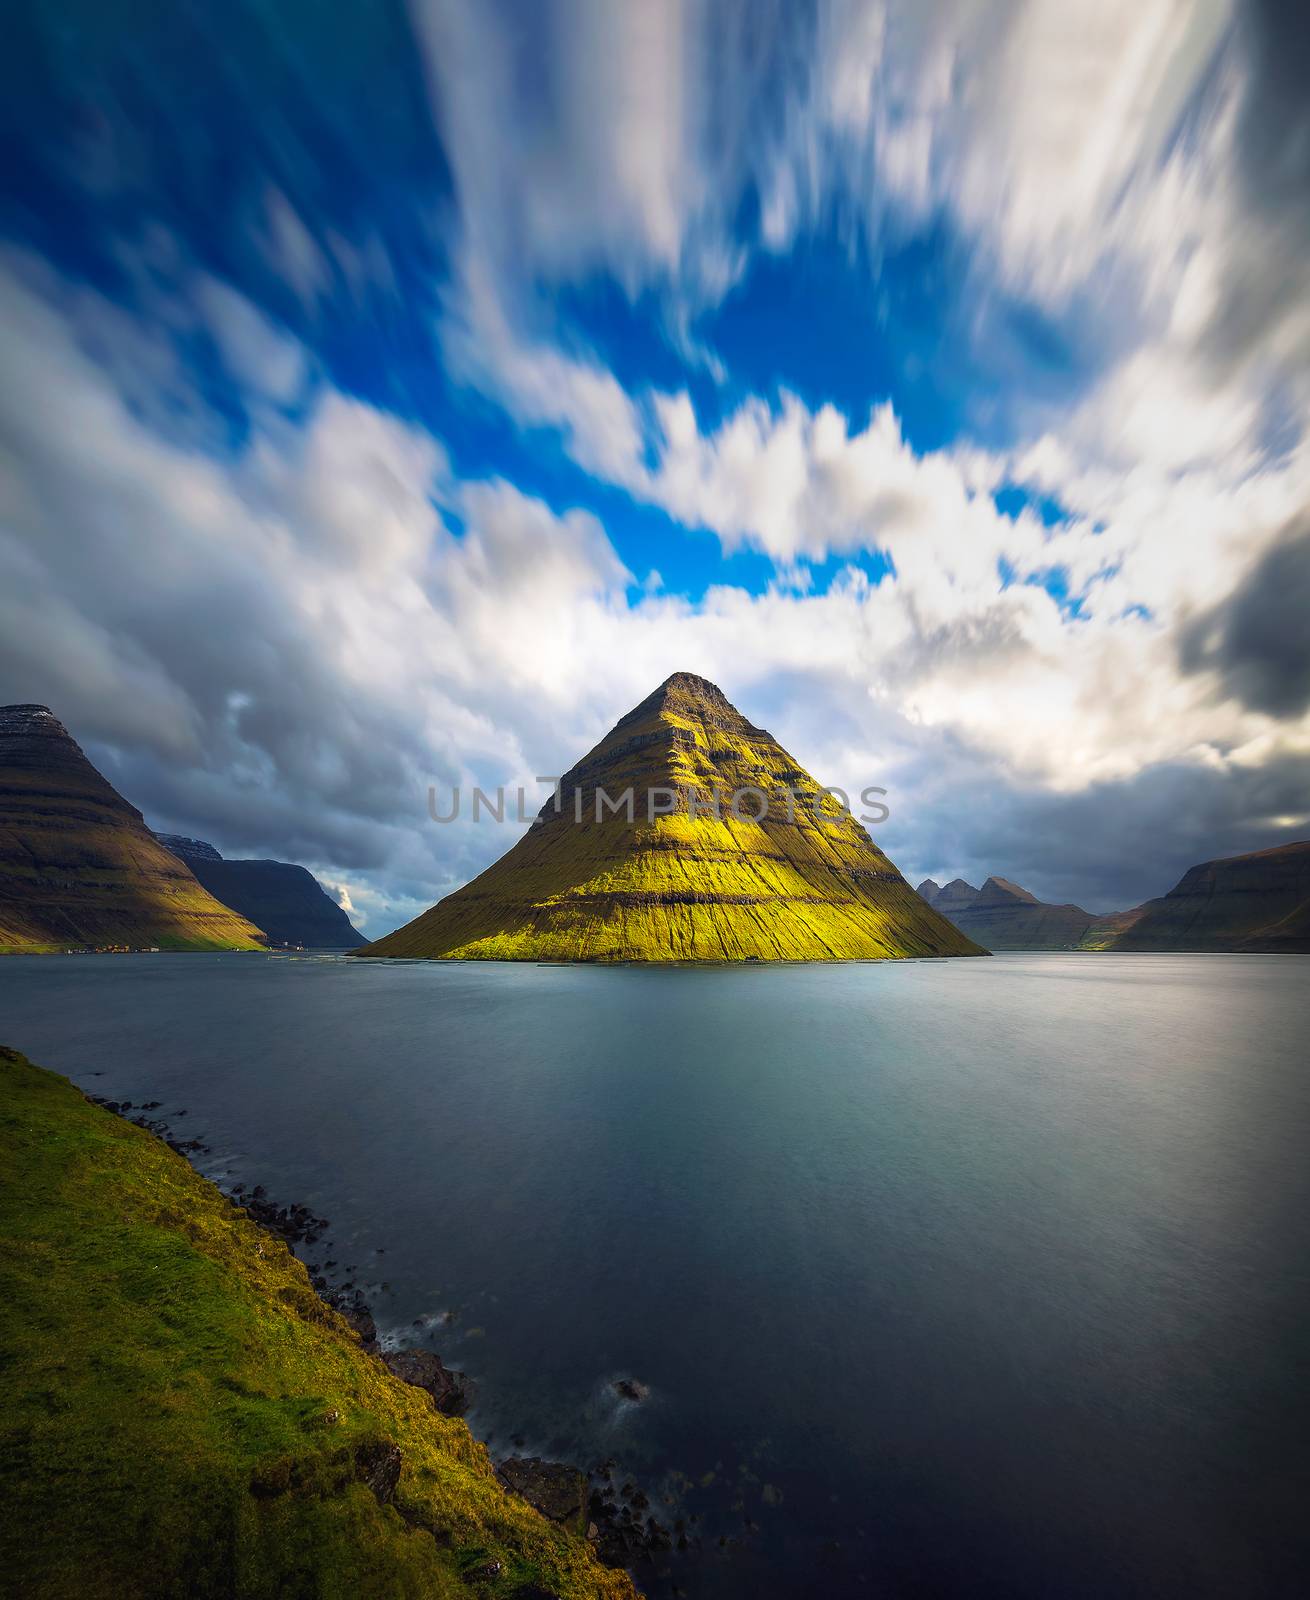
[916,875,1098,949]
[0,705,264,952]
[360,672,982,961]
[920,841,1310,953]
[6,697,1305,960]
[154,835,365,950]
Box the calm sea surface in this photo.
[2,952,1307,1598]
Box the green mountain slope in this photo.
[917,875,1097,949]
[1096,840,1310,952]
[154,834,366,948]
[0,705,264,952]
[362,673,984,962]
[0,1046,636,1600]
[1076,905,1150,951]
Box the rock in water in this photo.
[358,673,984,962]
[0,704,265,952]
[497,1458,587,1527]
[382,1348,471,1415]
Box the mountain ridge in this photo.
[917,874,1097,949]
[153,834,365,949]
[919,843,1310,952]
[1093,840,1310,952]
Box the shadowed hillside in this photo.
[1096,841,1310,952]
[155,835,365,949]
[0,706,264,952]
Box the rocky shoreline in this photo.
[84,1091,703,1591]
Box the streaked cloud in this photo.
[1,0,1307,928]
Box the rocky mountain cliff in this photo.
[362,673,984,962]
[154,835,365,949]
[1094,841,1310,952]
[154,833,222,863]
[917,874,1097,949]
[0,705,264,952]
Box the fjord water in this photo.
[3,954,1307,1597]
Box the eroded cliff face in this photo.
[1101,841,1310,952]
[362,673,984,962]
[0,705,264,951]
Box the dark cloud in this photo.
[895,747,1310,915]
[1203,0,1310,380]
[1178,517,1310,718]
[1236,1,1310,247]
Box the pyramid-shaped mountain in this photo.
[0,704,265,952]
[361,674,985,962]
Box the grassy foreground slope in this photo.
[362,673,983,962]
[0,1047,637,1600]
[0,705,265,952]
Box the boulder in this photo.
[496,1457,586,1527]
[383,1347,471,1415]
[354,1439,402,1504]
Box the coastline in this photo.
[2,1047,696,1596]
[0,1045,642,1600]
[120,1095,700,1580]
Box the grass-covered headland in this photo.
[0,1046,638,1600]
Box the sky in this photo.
[2,0,1309,931]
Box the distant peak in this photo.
[658,671,731,700]
[154,832,224,864]
[980,876,1038,904]
[615,672,752,734]
[932,878,982,908]
[0,703,69,737]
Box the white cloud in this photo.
[439,256,646,483]
[395,0,1310,817]
[414,1,1235,339]
[412,0,700,290]
[0,253,647,925]
[6,91,1310,941]
[257,187,331,308]
[194,275,306,402]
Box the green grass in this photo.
[0,1047,637,1600]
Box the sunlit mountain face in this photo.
[2,1,1308,936]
